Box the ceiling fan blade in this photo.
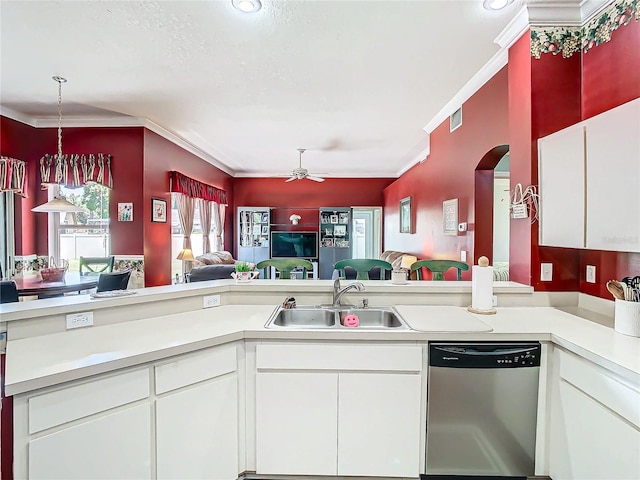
[306,175,325,182]
[285,176,297,182]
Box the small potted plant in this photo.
[232,262,256,283]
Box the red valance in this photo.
[39,153,113,189]
[170,171,227,204]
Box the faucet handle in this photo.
[361,298,369,308]
[282,296,296,309]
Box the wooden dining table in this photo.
[12,273,99,299]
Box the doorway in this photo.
[351,207,382,259]
[474,145,509,268]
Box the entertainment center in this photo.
[236,207,353,279]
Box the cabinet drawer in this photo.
[155,344,237,394]
[29,369,149,434]
[558,349,640,428]
[256,343,422,372]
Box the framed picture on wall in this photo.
[443,198,458,236]
[400,196,412,233]
[117,202,133,222]
[151,198,167,223]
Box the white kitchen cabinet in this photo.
[584,99,640,252]
[255,371,338,475]
[157,375,238,480]
[254,343,423,478]
[338,373,422,477]
[538,98,640,252]
[28,403,152,480]
[538,122,586,249]
[548,348,640,480]
[155,345,239,480]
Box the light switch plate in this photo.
[586,265,596,283]
[66,311,94,329]
[460,250,467,262]
[541,263,553,282]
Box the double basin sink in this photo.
[265,305,411,330]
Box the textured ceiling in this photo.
[0,0,521,178]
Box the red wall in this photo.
[578,19,640,298]
[234,176,394,257]
[511,20,640,297]
[382,67,510,278]
[143,130,234,286]
[0,117,38,256]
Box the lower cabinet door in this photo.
[28,403,152,480]
[156,375,239,480]
[256,372,338,475]
[338,373,422,477]
[551,380,640,480]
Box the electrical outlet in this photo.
[66,311,94,329]
[492,295,498,307]
[460,250,467,262]
[203,295,221,308]
[541,263,553,282]
[586,265,596,283]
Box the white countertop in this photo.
[5,304,639,396]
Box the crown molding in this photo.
[0,109,236,176]
[526,0,612,26]
[396,138,430,178]
[495,6,530,48]
[142,121,235,176]
[0,106,37,127]
[422,48,508,136]
[235,171,398,179]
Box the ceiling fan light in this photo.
[483,0,512,10]
[232,0,262,13]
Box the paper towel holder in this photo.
[467,256,497,315]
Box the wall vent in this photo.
[450,107,463,132]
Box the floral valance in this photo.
[0,156,27,197]
[170,171,227,204]
[39,153,113,189]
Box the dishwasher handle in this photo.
[429,343,541,368]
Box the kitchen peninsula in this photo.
[2,280,639,480]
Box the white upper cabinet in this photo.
[538,98,640,252]
[538,123,586,249]
[584,99,640,252]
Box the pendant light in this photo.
[32,76,86,214]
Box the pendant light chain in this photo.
[53,75,67,160]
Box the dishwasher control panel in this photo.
[429,343,541,368]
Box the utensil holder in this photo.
[614,299,640,337]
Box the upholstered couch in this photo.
[340,250,419,280]
[188,251,255,282]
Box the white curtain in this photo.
[212,202,226,251]
[176,194,195,271]
[198,198,212,254]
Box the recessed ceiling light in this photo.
[232,0,262,13]
[483,0,513,10]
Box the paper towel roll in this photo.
[472,265,494,311]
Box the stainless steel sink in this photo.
[271,308,335,327]
[266,305,411,330]
[338,308,405,328]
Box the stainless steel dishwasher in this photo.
[425,343,541,479]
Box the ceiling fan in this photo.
[285,149,325,183]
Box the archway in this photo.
[474,145,509,266]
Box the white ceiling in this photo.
[0,0,524,178]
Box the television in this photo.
[270,231,318,260]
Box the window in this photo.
[170,194,220,280]
[53,184,110,272]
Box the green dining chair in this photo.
[410,259,469,281]
[79,256,115,275]
[333,259,393,280]
[256,258,314,279]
